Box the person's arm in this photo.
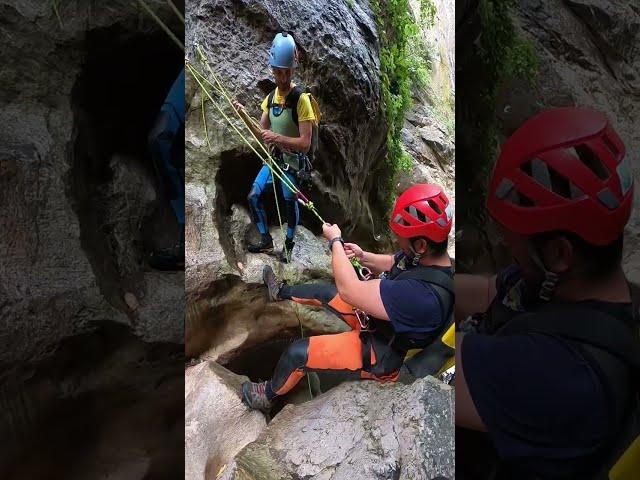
[361,251,395,274]
[259,111,269,130]
[455,332,487,431]
[455,274,497,322]
[324,225,389,320]
[344,243,394,275]
[261,120,312,153]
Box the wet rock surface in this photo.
[1,1,185,476]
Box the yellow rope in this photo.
[136,0,184,51]
[195,46,302,198]
[195,50,327,226]
[201,94,212,151]
[165,0,184,24]
[186,63,301,196]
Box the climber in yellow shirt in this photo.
[233,32,317,263]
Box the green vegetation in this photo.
[371,0,438,205]
[346,0,355,9]
[458,0,539,223]
[51,0,63,28]
[476,0,538,163]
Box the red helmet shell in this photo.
[390,184,452,242]
[487,107,633,246]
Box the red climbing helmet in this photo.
[389,184,452,242]
[487,107,633,246]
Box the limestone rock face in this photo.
[218,377,455,480]
[185,361,267,480]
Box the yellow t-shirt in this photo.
[260,84,316,123]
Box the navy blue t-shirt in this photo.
[462,266,632,477]
[379,254,451,342]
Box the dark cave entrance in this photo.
[70,23,183,302]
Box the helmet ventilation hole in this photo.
[602,135,620,159]
[572,145,609,180]
[427,199,442,215]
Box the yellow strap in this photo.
[308,94,322,125]
[405,348,421,360]
[610,435,640,480]
[441,322,456,349]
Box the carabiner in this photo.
[357,265,373,281]
[355,309,371,331]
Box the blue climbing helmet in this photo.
[269,32,298,69]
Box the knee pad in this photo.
[285,199,299,228]
[285,338,309,367]
[247,184,267,229]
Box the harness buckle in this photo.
[355,309,372,331]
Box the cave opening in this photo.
[214,148,339,249]
[223,333,356,417]
[69,23,184,302]
[0,321,183,479]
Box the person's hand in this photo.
[261,130,279,144]
[344,242,364,261]
[232,100,245,114]
[322,223,342,242]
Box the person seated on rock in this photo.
[148,68,185,270]
[241,183,454,413]
[455,107,640,480]
[232,32,317,263]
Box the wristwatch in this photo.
[328,236,345,250]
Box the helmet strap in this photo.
[409,239,425,266]
[528,242,560,302]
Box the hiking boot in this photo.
[262,265,285,302]
[247,233,274,253]
[241,381,273,413]
[277,238,295,263]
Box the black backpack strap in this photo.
[395,268,454,323]
[394,267,453,293]
[285,85,303,125]
[266,89,276,111]
[499,304,640,467]
[497,305,640,371]
[629,281,640,324]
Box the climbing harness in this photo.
[354,308,373,332]
[186,50,325,227]
[187,50,325,396]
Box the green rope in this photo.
[51,0,63,28]
[186,63,302,197]
[193,47,290,260]
[188,61,326,230]
[195,46,302,197]
[166,0,184,24]
[269,155,289,260]
[136,0,184,51]
[193,50,328,227]
[201,94,212,152]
